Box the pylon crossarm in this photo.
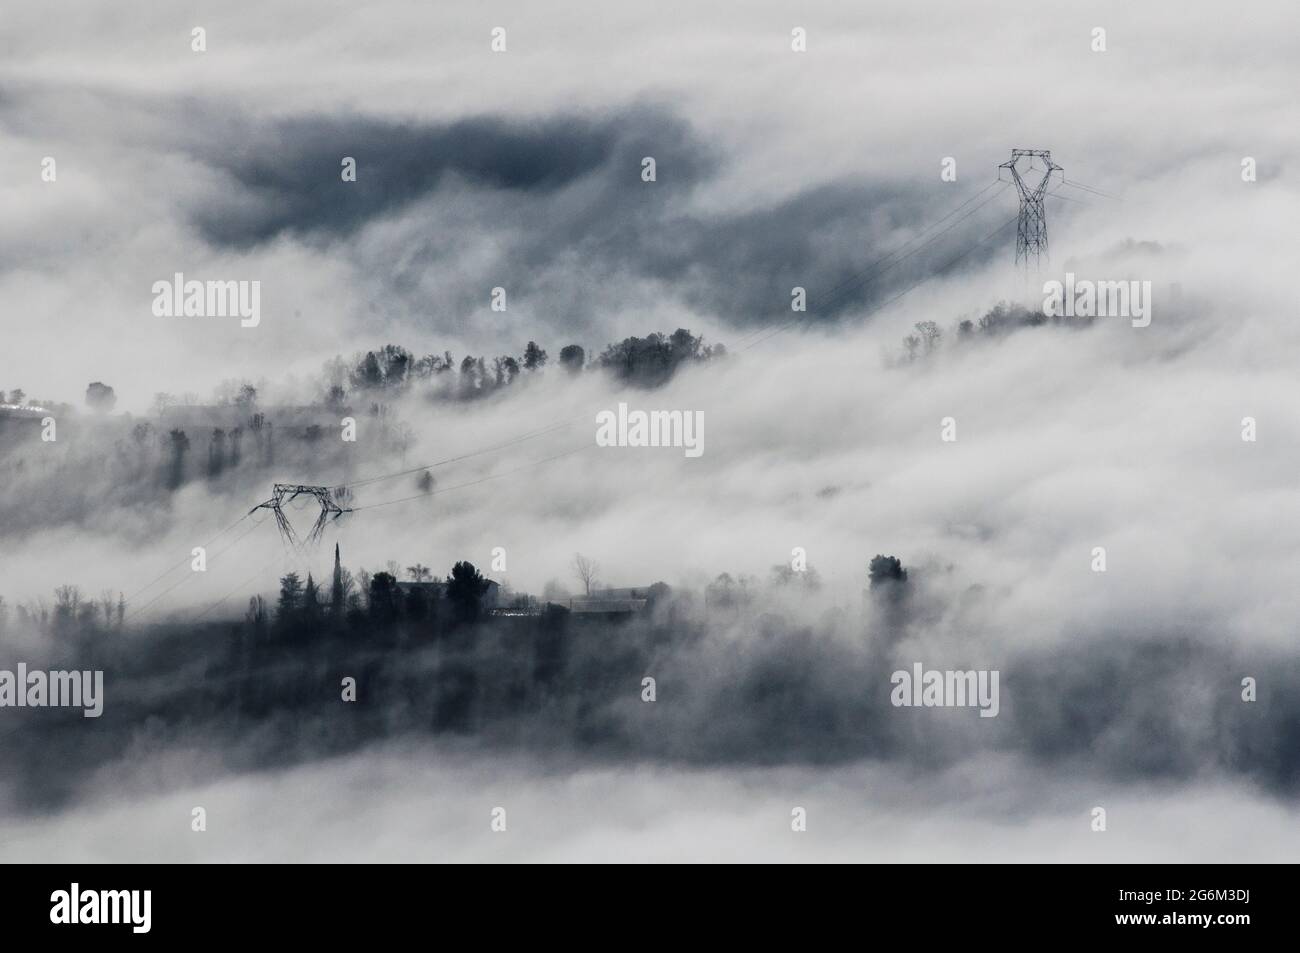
[251,483,351,548]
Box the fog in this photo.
[1,0,1297,861]
[4,745,1299,862]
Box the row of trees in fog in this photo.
[0,587,125,635]
[326,328,726,404]
[0,553,911,643]
[898,301,1093,362]
[14,328,724,419]
[262,558,495,639]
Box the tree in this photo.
[459,355,482,393]
[595,329,720,387]
[571,552,599,595]
[446,561,490,624]
[302,573,321,624]
[977,301,1045,336]
[207,428,227,476]
[541,579,571,603]
[914,321,941,352]
[53,585,82,633]
[234,384,258,409]
[705,573,742,618]
[7,389,25,406]
[379,344,413,388]
[368,571,401,624]
[330,543,346,615]
[770,564,823,592]
[669,328,701,361]
[522,341,548,371]
[352,351,385,390]
[407,563,432,582]
[325,384,347,412]
[492,356,520,386]
[151,392,175,419]
[167,429,191,488]
[276,572,304,621]
[559,344,585,374]
[85,382,117,413]
[246,594,267,634]
[404,585,429,622]
[868,555,908,588]
[355,569,372,609]
[867,555,909,635]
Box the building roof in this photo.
[568,597,648,614]
[395,579,499,594]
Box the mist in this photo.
[2,0,1297,862]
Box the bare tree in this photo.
[407,563,432,583]
[53,585,82,633]
[54,585,81,614]
[571,552,599,596]
[151,392,176,419]
[914,320,941,350]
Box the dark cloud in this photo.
[188,112,655,246]
[177,102,1010,330]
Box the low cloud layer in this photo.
[2,0,1298,861]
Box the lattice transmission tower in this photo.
[998,149,1063,268]
[250,484,351,548]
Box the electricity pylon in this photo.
[251,484,351,547]
[998,149,1063,269]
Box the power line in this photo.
[1059,178,1121,201]
[351,444,593,512]
[807,182,1011,316]
[192,556,284,623]
[118,154,1108,616]
[738,188,1012,353]
[805,179,1006,311]
[332,414,587,491]
[729,178,1005,349]
[740,214,1019,354]
[126,516,269,622]
[1047,188,1090,206]
[123,428,593,618]
[277,178,1026,517]
[325,182,1015,502]
[119,512,251,609]
[864,214,1020,315]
